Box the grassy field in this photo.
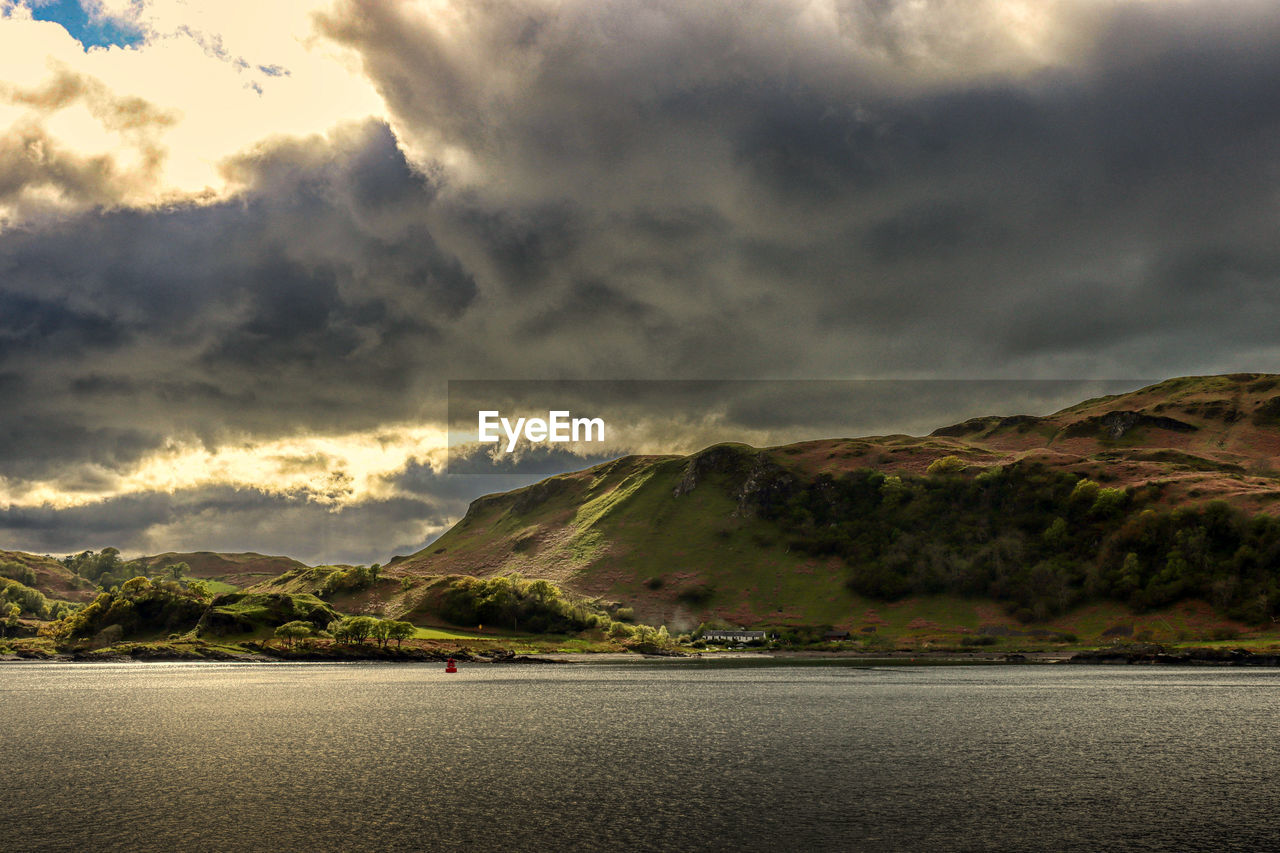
[413,626,489,640]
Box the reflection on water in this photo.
[3,662,1280,852]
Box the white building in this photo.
[702,629,768,643]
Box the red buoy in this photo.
[445,657,457,673]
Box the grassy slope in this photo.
[388,374,1280,639]
[0,549,96,603]
[130,551,308,590]
[12,373,1280,647]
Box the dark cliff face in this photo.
[672,444,756,497]
[934,410,1197,442]
[671,444,800,518]
[1062,411,1197,440]
[932,414,1042,438]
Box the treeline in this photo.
[440,574,612,633]
[322,615,414,647]
[61,547,130,588]
[60,548,190,591]
[0,561,73,620]
[756,458,1280,623]
[41,577,206,642]
[439,574,680,649]
[317,564,380,598]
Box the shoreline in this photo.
[6,644,1280,666]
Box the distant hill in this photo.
[128,551,309,589]
[12,373,1280,646]
[0,549,310,609]
[0,550,96,603]
[386,374,1280,635]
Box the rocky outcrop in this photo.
[931,414,1041,437]
[1062,411,1197,440]
[672,444,755,497]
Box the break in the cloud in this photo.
[1,0,1279,563]
[0,0,383,221]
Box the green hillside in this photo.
[128,551,308,590]
[12,373,1280,652]
[0,550,97,604]
[389,374,1280,639]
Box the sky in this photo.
[1,0,1278,564]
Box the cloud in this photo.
[0,485,455,564]
[0,120,473,482]
[0,0,385,219]
[0,62,176,218]
[317,0,1280,382]
[5,0,1280,560]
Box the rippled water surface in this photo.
[4,661,1280,851]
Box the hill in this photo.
[0,550,96,604]
[386,374,1280,636]
[128,551,308,590]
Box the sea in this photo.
[3,660,1278,852]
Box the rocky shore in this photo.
[0,641,567,664]
[1067,644,1280,666]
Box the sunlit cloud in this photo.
[3,0,1279,561]
[0,0,384,222]
[0,424,451,510]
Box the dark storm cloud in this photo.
[318,0,1280,379]
[7,0,1280,560]
[0,290,128,359]
[0,417,155,480]
[0,120,474,478]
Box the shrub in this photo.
[318,565,376,598]
[0,561,37,587]
[675,584,714,606]
[0,578,50,618]
[926,455,966,476]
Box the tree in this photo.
[187,580,212,601]
[330,615,378,644]
[525,579,555,602]
[349,616,377,643]
[879,475,910,508]
[386,620,415,648]
[372,619,392,648]
[1,601,19,637]
[165,562,189,581]
[274,620,313,648]
[328,618,351,643]
[1091,487,1129,519]
[485,575,520,630]
[120,576,153,598]
[1042,517,1069,550]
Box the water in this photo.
[3,661,1280,852]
